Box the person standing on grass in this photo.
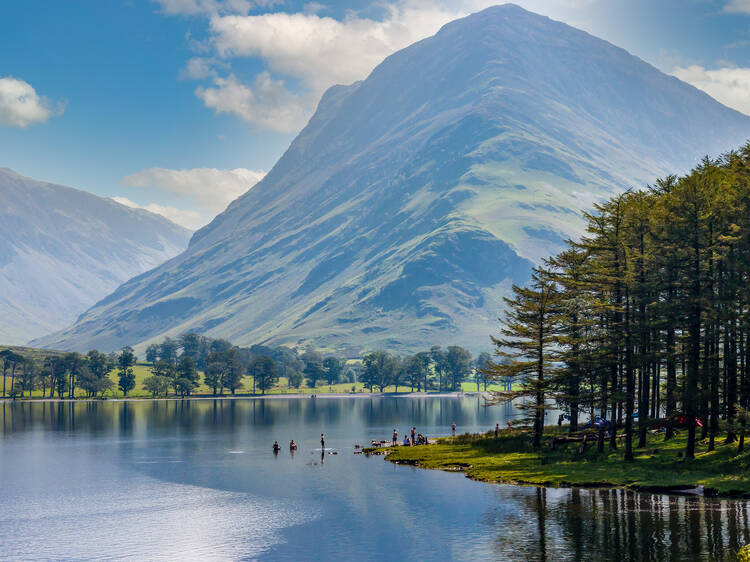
[392,429,398,446]
[451,422,456,435]
[411,427,416,445]
[495,423,499,438]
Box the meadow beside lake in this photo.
[375,429,750,497]
[0,361,513,400]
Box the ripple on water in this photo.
[0,475,320,560]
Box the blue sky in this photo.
[2,0,750,228]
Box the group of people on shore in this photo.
[391,425,439,447]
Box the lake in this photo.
[1,396,749,560]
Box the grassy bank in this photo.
[374,428,750,497]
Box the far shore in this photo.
[0,390,481,404]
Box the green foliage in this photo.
[144,344,159,365]
[302,350,325,388]
[403,353,430,391]
[158,337,179,365]
[250,355,278,394]
[287,369,304,388]
[486,272,559,448]
[117,346,136,396]
[361,351,399,392]
[485,142,750,459]
[142,375,170,397]
[322,356,345,385]
[175,356,199,396]
[445,346,472,391]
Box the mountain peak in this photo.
[38,6,750,354]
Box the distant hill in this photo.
[38,4,750,354]
[0,168,191,344]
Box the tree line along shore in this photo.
[0,336,505,400]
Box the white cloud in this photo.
[0,77,61,128]
[152,0,253,16]
[180,57,219,79]
[112,196,204,229]
[723,0,750,14]
[195,72,312,131]
[672,65,750,116]
[174,0,599,131]
[152,0,281,16]
[210,6,465,93]
[197,2,470,130]
[303,2,326,14]
[122,166,265,215]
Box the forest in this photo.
[0,335,488,399]
[487,143,750,460]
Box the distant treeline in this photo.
[487,143,750,458]
[0,334,493,399]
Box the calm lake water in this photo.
[1,396,749,561]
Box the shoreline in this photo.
[0,391,477,404]
[368,431,750,499]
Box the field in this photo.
[375,428,750,497]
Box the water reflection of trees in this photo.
[1,396,536,441]
[484,486,750,560]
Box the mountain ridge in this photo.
[0,167,191,344]
[36,4,750,354]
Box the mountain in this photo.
[37,4,750,354]
[0,168,191,344]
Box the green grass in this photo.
[376,428,750,497]
[460,381,517,393]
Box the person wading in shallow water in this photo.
[321,433,325,449]
[273,441,280,454]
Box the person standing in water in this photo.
[392,429,398,446]
[320,433,325,449]
[273,441,280,454]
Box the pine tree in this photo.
[486,271,559,448]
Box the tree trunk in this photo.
[10,364,17,399]
[685,226,701,460]
[624,291,635,461]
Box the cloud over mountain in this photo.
[121,166,265,226]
